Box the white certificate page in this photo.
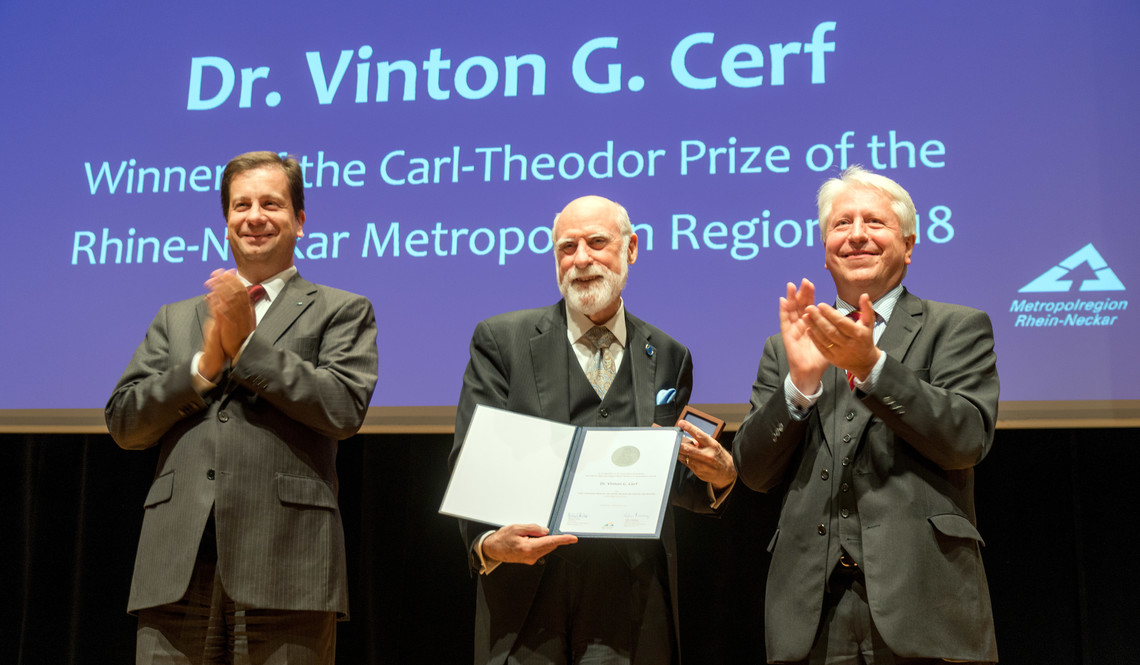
[439,405,575,527]
[556,427,680,538]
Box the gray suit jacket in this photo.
[106,274,378,617]
[450,302,716,665]
[733,289,999,662]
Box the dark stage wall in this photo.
[6,428,1133,664]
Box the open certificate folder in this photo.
[440,405,683,538]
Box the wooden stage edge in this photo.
[3,401,1139,434]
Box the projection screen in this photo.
[2,1,1137,431]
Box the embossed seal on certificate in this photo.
[611,445,641,467]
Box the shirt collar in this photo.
[239,266,298,303]
[836,283,904,324]
[565,298,627,348]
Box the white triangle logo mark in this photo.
[1019,244,1125,293]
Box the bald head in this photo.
[552,195,638,324]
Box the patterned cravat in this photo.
[248,284,267,304]
[583,325,617,399]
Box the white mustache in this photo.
[565,266,605,282]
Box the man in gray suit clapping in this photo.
[107,151,378,664]
[734,166,999,664]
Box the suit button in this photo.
[207,469,215,480]
[842,434,851,443]
[841,483,849,493]
[820,469,829,481]
[841,508,850,518]
[817,524,827,535]
[846,411,855,421]
[842,457,851,467]
[599,408,609,418]
[218,411,229,423]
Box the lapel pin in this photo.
[645,343,655,357]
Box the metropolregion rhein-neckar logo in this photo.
[1010,244,1127,328]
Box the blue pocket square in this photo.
[656,388,677,405]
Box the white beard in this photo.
[559,260,628,318]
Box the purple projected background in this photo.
[1,1,1137,413]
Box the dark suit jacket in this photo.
[106,274,378,617]
[733,289,999,662]
[451,301,717,665]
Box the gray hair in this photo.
[551,197,634,252]
[817,165,916,241]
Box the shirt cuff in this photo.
[785,374,822,421]
[191,351,219,394]
[474,531,502,576]
[707,478,735,509]
[851,350,887,393]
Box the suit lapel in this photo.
[624,314,656,427]
[194,298,211,341]
[816,365,841,455]
[256,275,317,345]
[193,298,228,397]
[878,289,923,364]
[820,289,923,458]
[530,303,571,423]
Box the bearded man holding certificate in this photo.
[450,195,736,665]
